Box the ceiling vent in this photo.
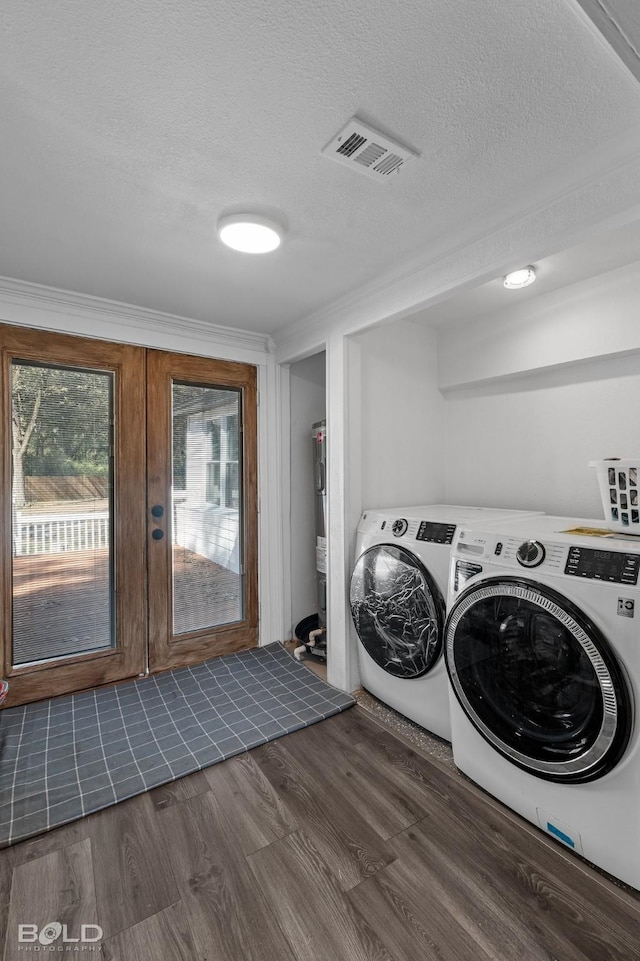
[322,117,418,182]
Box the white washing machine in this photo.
[350,505,543,742]
[445,514,639,889]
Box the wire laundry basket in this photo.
[589,459,640,534]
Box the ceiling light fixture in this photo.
[503,266,536,289]
[217,214,283,254]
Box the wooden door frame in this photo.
[146,350,258,672]
[0,325,148,707]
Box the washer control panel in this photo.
[516,539,546,568]
[565,546,640,585]
[380,517,457,543]
[391,518,408,537]
[416,521,456,544]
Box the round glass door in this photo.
[445,577,632,782]
[350,544,444,678]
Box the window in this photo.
[206,413,239,508]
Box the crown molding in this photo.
[0,276,273,359]
[273,134,640,362]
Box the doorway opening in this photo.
[287,350,327,678]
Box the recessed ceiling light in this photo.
[503,266,536,289]
[217,214,283,254]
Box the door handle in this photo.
[151,505,164,518]
[152,529,164,540]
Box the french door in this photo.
[0,325,258,707]
[146,349,257,672]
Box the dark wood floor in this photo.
[0,706,638,960]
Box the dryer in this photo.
[350,505,542,742]
[445,514,638,889]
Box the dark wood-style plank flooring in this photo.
[1,706,638,960]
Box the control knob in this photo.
[391,518,408,537]
[516,539,546,568]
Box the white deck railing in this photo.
[13,511,110,556]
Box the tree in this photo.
[11,362,112,507]
[12,365,44,508]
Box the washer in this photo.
[350,505,542,742]
[445,514,638,889]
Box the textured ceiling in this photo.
[2,0,640,335]
[410,218,640,329]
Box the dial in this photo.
[391,518,408,537]
[516,539,546,568]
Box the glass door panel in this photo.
[171,383,243,634]
[1,326,147,708]
[147,350,258,674]
[11,361,115,665]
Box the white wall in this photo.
[438,262,640,519]
[353,320,446,510]
[288,351,326,633]
[443,353,640,518]
[438,259,640,389]
[331,321,446,691]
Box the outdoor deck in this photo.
[12,547,241,664]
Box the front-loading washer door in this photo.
[350,544,444,678]
[445,577,633,783]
